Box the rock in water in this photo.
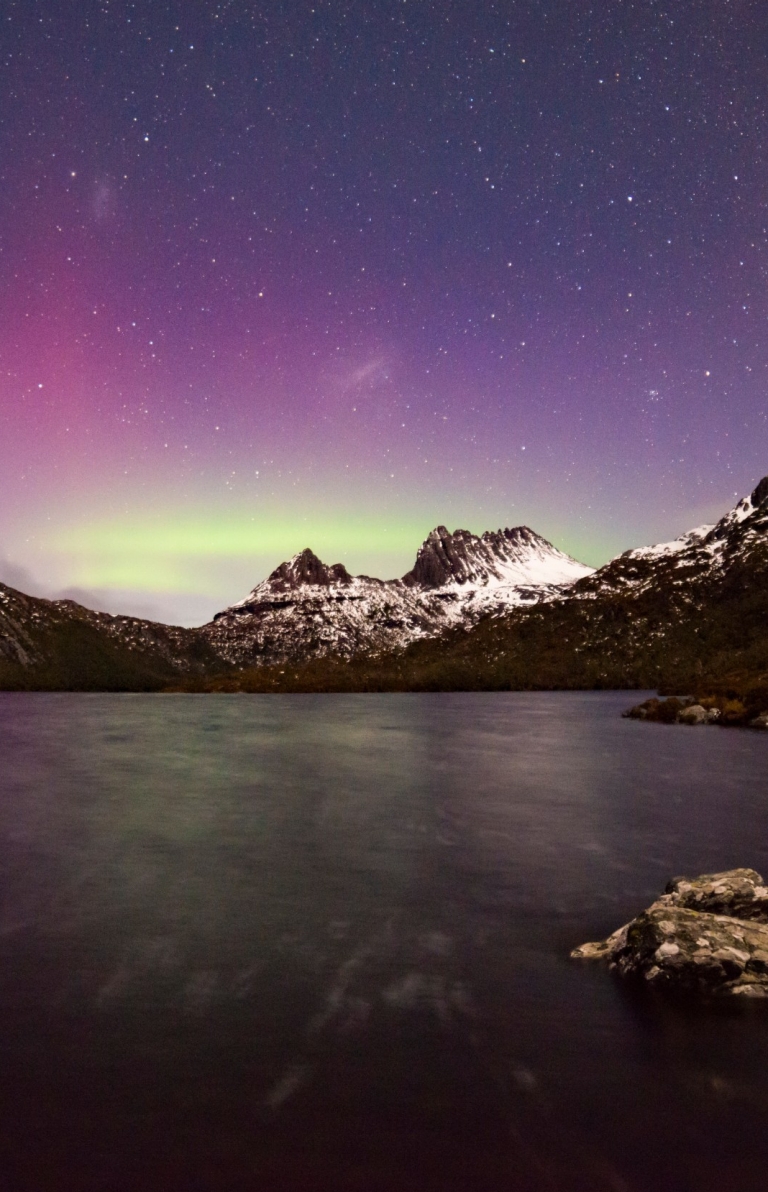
[665,868,768,920]
[572,869,768,997]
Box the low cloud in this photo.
[0,557,48,597]
[0,555,220,626]
[53,586,166,622]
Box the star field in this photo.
[1,0,767,622]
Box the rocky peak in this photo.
[751,475,768,509]
[401,526,474,588]
[401,524,590,590]
[266,549,352,591]
[702,473,768,547]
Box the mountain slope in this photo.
[574,476,768,600]
[0,584,218,690]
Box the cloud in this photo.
[0,556,47,596]
[336,355,392,397]
[52,586,167,621]
[91,178,117,222]
[0,557,199,624]
[349,357,389,386]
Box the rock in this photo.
[623,696,692,723]
[623,696,768,728]
[572,868,768,996]
[678,703,708,725]
[664,868,768,921]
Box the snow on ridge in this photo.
[458,541,593,589]
[734,496,755,522]
[708,493,756,535]
[626,523,715,561]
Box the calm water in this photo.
[1,692,768,1191]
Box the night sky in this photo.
[2,1,767,624]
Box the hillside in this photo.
[0,584,218,691]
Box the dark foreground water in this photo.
[2,692,768,1191]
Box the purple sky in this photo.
[1,0,766,623]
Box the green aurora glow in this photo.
[49,514,434,591]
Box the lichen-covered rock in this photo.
[664,868,768,921]
[572,868,768,997]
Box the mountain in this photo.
[2,479,768,692]
[573,475,768,600]
[0,584,218,690]
[202,526,593,667]
[400,525,593,589]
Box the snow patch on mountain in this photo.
[575,476,768,601]
[623,523,715,561]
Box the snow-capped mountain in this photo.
[401,525,593,589]
[574,475,768,600]
[203,525,594,666]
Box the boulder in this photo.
[572,868,768,997]
[678,703,708,725]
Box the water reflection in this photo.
[1,692,768,1189]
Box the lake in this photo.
[1,691,768,1190]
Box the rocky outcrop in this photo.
[572,869,768,997]
[666,869,768,920]
[624,696,720,724]
[212,549,355,620]
[624,694,768,728]
[253,549,353,592]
